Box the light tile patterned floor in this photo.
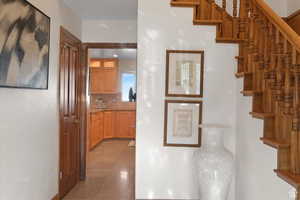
[63,140,135,200]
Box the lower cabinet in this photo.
[90,110,136,150]
[103,111,115,139]
[89,112,104,149]
[116,111,136,138]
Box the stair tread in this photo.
[216,37,245,43]
[171,1,200,7]
[275,170,300,189]
[260,137,290,149]
[241,90,262,96]
[193,19,223,25]
[235,71,252,78]
[250,112,275,119]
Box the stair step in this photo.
[235,71,252,78]
[241,90,262,96]
[235,72,244,78]
[260,137,290,149]
[193,19,223,25]
[170,1,200,7]
[250,112,275,119]
[216,37,245,43]
[275,170,300,189]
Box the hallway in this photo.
[63,140,135,200]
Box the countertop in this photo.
[90,108,136,113]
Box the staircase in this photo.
[170,0,300,198]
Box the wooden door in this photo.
[59,28,81,199]
[103,111,115,138]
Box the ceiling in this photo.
[89,49,137,60]
[63,0,138,20]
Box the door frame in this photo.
[58,27,84,198]
[81,42,137,180]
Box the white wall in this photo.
[287,0,300,15]
[136,0,238,199]
[82,19,137,43]
[235,80,295,200]
[265,0,288,17]
[0,1,81,200]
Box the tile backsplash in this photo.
[90,93,135,110]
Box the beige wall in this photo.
[287,0,300,15]
[82,19,137,43]
[0,0,81,200]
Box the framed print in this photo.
[164,100,203,147]
[166,50,204,97]
[0,0,50,89]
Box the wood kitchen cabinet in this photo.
[103,111,115,139]
[89,110,136,150]
[89,58,118,94]
[89,112,104,149]
[116,111,136,138]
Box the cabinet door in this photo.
[103,111,115,139]
[103,69,118,93]
[97,112,104,143]
[89,113,99,149]
[90,68,104,94]
[128,112,136,138]
[116,111,136,138]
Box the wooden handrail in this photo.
[253,0,300,52]
[285,9,300,21]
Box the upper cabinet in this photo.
[90,58,119,94]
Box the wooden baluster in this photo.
[233,0,238,17]
[210,0,215,20]
[232,0,238,39]
[291,49,300,175]
[222,0,226,10]
[283,42,293,115]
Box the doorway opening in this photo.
[63,43,137,200]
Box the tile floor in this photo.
[63,139,135,200]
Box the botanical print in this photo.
[0,0,50,89]
[173,108,193,138]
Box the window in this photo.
[121,73,136,102]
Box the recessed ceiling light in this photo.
[113,54,118,58]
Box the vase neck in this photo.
[202,127,224,148]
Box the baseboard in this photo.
[51,194,59,200]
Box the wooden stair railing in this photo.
[171,0,300,198]
[284,9,300,35]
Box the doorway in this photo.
[63,43,137,200]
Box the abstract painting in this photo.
[0,0,50,89]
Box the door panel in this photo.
[103,69,118,93]
[59,29,81,199]
[116,111,136,138]
[104,111,114,138]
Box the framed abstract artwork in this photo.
[0,0,50,89]
[165,50,204,97]
[164,100,203,147]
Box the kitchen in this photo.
[88,48,137,149]
[63,47,137,199]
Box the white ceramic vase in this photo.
[193,124,234,200]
